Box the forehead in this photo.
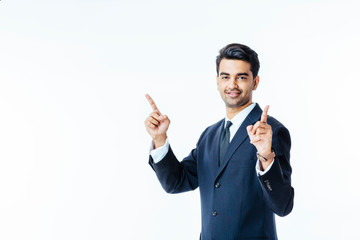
[219,59,252,74]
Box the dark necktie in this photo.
[219,121,232,166]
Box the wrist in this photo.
[257,150,275,163]
[153,135,167,148]
[260,158,274,171]
[258,148,272,156]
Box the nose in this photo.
[229,77,238,89]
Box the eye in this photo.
[237,76,247,80]
[222,76,229,80]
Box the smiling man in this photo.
[145,43,294,239]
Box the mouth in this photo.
[226,90,241,98]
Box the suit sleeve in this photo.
[257,125,294,217]
[148,128,208,194]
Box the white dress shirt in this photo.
[150,103,274,175]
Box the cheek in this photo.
[217,82,225,91]
[240,83,253,94]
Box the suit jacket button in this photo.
[212,211,217,216]
[215,182,221,188]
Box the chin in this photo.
[225,99,250,108]
[226,102,244,108]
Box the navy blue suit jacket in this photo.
[149,104,294,239]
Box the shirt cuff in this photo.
[150,138,170,163]
[256,158,275,176]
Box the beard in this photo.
[221,88,252,108]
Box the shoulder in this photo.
[267,116,288,133]
[206,118,224,134]
[196,119,223,144]
[267,116,291,149]
[208,118,224,131]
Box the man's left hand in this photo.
[247,105,273,169]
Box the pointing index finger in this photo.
[145,94,161,113]
[261,105,269,123]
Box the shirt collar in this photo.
[224,102,256,129]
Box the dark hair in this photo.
[216,43,260,77]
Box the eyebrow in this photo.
[219,72,249,76]
[237,73,249,76]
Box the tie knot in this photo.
[225,121,232,130]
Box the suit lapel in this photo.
[216,104,263,178]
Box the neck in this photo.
[226,102,253,120]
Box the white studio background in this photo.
[1,0,359,239]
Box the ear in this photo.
[252,76,259,90]
[216,75,220,90]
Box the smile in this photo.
[226,91,241,97]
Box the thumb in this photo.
[247,125,254,144]
[247,125,253,134]
[162,115,170,122]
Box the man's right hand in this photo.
[144,94,170,149]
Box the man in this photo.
[144,43,294,239]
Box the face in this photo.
[217,59,259,111]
